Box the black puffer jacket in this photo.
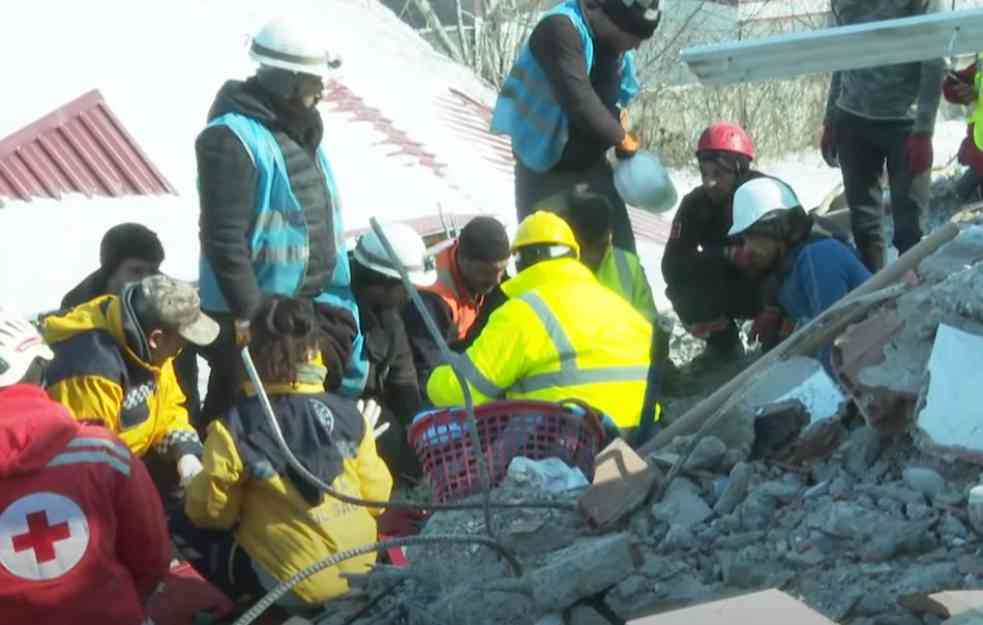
[197,78,336,321]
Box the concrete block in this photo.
[914,324,983,464]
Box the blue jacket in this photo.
[198,113,368,397]
[778,237,871,370]
[490,0,640,172]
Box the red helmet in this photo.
[696,122,755,160]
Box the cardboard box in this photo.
[628,589,836,624]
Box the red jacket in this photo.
[0,385,170,625]
[943,63,983,175]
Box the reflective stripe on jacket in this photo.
[419,242,483,341]
[198,112,368,396]
[595,244,657,321]
[426,257,652,428]
[490,0,639,172]
[41,296,202,459]
[184,383,393,604]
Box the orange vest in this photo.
[421,243,482,340]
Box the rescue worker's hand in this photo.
[616,131,641,159]
[233,318,251,346]
[820,122,838,168]
[749,307,783,347]
[951,81,976,105]
[723,243,753,270]
[177,454,204,487]
[357,398,382,429]
[905,132,934,176]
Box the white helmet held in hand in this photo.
[249,15,342,77]
[0,308,54,387]
[353,223,437,287]
[728,177,801,237]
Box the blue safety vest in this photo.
[198,113,368,397]
[490,0,640,172]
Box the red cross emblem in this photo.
[0,492,89,580]
[12,511,71,564]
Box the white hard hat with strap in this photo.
[728,177,801,237]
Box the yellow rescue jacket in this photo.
[184,382,393,604]
[41,295,200,459]
[427,258,652,428]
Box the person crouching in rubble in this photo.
[726,177,871,366]
[426,211,652,434]
[661,123,766,370]
[177,296,393,611]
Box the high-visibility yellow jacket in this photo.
[185,382,393,604]
[426,258,652,428]
[41,295,201,459]
[595,244,657,322]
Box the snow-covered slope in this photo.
[0,0,514,315]
[0,0,970,317]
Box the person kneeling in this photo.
[178,297,393,610]
[727,177,870,366]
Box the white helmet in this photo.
[0,308,54,387]
[249,15,341,77]
[728,177,801,236]
[353,223,437,287]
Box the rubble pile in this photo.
[315,225,983,625]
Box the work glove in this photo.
[177,454,204,487]
[233,318,251,347]
[723,243,754,271]
[905,132,934,176]
[358,398,387,439]
[615,131,641,159]
[749,307,783,348]
[820,121,838,168]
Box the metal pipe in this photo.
[367,217,495,537]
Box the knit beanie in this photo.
[459,216,510,262]
[100,223,165,273]
[601,0,661,40]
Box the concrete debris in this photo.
[652,478,712,529]
[914,324,983,463]
[835,237,983,443]
[683,436,727,472]
[326,226,983,625]
[712,462,751,516]
[714,356,848,462]
[902,467,946,498]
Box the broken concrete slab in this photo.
[652,478,712,529]
[713,356,848,457]
[902,467,945,498]
[835,261,983,436]
[913,324,983,464]
[579,439,662,529]
[626,589,837,624]
[525,533,641,612]
[919,226,983,285]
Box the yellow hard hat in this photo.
[511,211,580,259]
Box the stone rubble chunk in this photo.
[653,478,713,529]
[713,462,752,516]
[903,467,946,498]
[683,436,727,472]
[846,426,883,476]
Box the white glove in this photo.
[177,454,203,487]
[357,398,389,439]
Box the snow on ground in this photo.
[0,0,972,321]
[0,0,513,316]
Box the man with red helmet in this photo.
[661,122,766,366]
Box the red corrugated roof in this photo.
[0,89,176,203]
